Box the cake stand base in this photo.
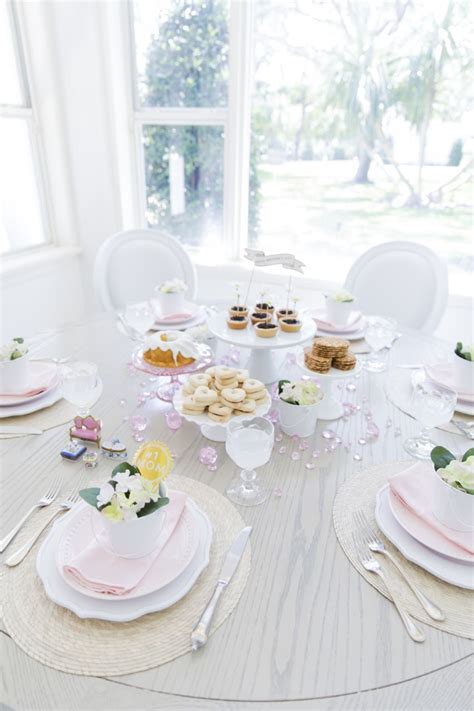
[317,379,344,420]
[246,348,280,385]
[200,423,228,442]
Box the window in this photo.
[0,1,50,256]
[130,0,473,294]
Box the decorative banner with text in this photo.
[244,249,305,274]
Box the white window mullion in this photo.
[135,108,227,127]
[223,0,254,260]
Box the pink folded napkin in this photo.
[0,363,58,406]
[157,311,193,323]
[389,462,474,554]
[314,311,362,333]
[64,491,187,595]
[425,363,474,402]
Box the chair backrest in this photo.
[93,229,197,311]
[344,241,448,333]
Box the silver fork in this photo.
[5,489,81,567]
[452,420,474,440]
[352,529,425,642]
[0,474,61,552]
[353,511,444,621]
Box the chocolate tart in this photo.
[255,322,278,338]
[229,305,249,318]
[277,308,297,321]
[280,318,302,333]
[250,311,271,325]
[255,302,274,315]
[227,315,248,330]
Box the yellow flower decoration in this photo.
[133,441,174,484]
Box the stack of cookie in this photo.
[304,337,356,373]
[180,366,268,424]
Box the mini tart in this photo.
[255,322,278,338]
[276,308,297,321]
[255,302,274,315]
[229,305,249,318]
[227,315,248,330]
[280,318,302,333]
[250,311,271,325]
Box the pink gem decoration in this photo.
[266,409,279,425]
[130,414,148,432]
[305,462,315,470]
[322,429,335,440]
[278,446,287,454]
[199,447,218,466]
[298,440,309,451]
[291,451,301,461]
[275,432,283,442]
[366,421,380,439]
[274,488,283,497]
[207,464,217,472]
[353,453,362,461]
[166,410,183,431]
[292,434,300,441]
[133,433,145,442]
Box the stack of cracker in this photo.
[180,366,268,424]
[304,337,356,373]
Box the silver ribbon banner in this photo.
[244,249,305,274]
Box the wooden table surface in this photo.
[1,314,472,710]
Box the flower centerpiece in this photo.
[79,441,173,556]
[277,379,323,437]
[453,342,473,394]
[0,337,30,393]
[325,288,355,325]
[154,278,187,317]
[430,445,474,532]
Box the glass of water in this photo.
[225,417,275,506]
[122,302,155,341]
[60,361,101,416]
[364,316,398,373]
[404,380,457,459]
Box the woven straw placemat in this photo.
[0,475,251,676]
[386,368,473,436]
[333,461,473,640]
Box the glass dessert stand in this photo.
[131,345,214,402]
[208,311,316,384]
[173,389,272,442]
[296,353,362,420]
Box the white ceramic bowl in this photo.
[325,298,355,326]
[278,397,322,438]
[0,354,30,394]
[453,353,473,395]
[431,470,474,533]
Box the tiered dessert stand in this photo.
[208,311,316,384]
[297,353,362,420]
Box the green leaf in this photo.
[464,352,472,361]
[137,497,170,518]
[461,448,474,462]
[430,446,455,471]
[79,487,101,508]
[12,337,24,344]
[111,461,139,478]
[278,379,291,394]
[10,351,23,360]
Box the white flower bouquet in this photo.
[329,289,354,303]
[278,379,322,406]
[278,379,323,438]
[430,445,474,532]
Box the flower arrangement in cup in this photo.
[431,446,474,495]
[79,441,173,522]
[158,278,186,294]
[328,289,354,303]
[278,379,323,437]
[278,379,322,406]
[0,336,28,361]
[455,342,473,362]
[453,341,473,393]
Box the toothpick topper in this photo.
[244,249,305,274]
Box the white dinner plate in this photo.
[0,362,59,407]
[37,498,213,621]
[375,485,474,590]
[0,384,62,418]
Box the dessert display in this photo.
[250,311,271,325]
[255,322,278,338]
[227,315,249,330]
[180,367,268,423]
[280,318,302,333]
[304,336,355,373]
[143,331,199,368]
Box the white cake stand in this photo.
[296,352,362,420]
[208,311,316,384]
[173,389,272,442]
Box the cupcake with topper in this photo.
[228,283,248,318]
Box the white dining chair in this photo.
[344,241,448,333]
[93,229,197,311]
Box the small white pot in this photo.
[431,470,474,533]
[278,398,321,438]
[453,353,473,395]
[0,354,30,394]
[325,298,354,326]
[155,290,185,317]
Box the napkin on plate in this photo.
[389,462,474,554]
[0,363,58,405]
[314,311,362,333]
[156,311,193,323]
[63,491,187,595]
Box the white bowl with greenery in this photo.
[0,338,29,394]
[278,379,323,438]
[453,342,473,395]
[325,289,355,325]
[430,446,474,532]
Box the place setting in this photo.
[311,288,367,341]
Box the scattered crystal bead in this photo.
[346,383,356,392]
[322,429,335,440]
[274,488,283,497]
[305,462,315,470]
[165,410,183,431]
[199,446,218,466]
[119,399,127,407]
[278,446,287,455]
[312,450,321,458]
[291,451,301,461]
[299,440,309,451]
[275,433,283,442]
[130,414,148,432]
[358,438,367,445]
[353,453,362,461]
[207,464,217,472]
[133,433,145,442]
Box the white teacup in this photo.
[431,470,474,533]
[453,353,473,396]
[325,297,355,326]
[154,289,186,317]
[0,354,30,394]
[278,397,322,438]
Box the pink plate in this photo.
[153,301,199,326]
[0,362,58,407]
[388,488,474,564]
[57,496,201,600]
[131,343,213,376]
[425,363,474,403]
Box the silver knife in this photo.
[191,526,252,650]
[0,426,44,435]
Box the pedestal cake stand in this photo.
[296,353,362,420]
[132,345,214,401]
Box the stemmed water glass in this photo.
[404,380,457,459]
[364,316,398,372]
[60,361,102,416]
[225,417,274,506]
[120,302,155,342]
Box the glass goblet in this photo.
[364,316,398,373]
[404,380,457,459]
[122,302,155,341]
[60,361,101,416]
[225,416,274,506]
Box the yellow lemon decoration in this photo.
[133,441,174,483]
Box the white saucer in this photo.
[375,485,474,590]
[312,309,365,335]
[0,384,62,418]
[153,301,199,325]
[36,498,213,621]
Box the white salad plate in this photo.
[37,498,213,621]
[0,384,62,418]
[375,485,474,590]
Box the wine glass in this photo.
[121,302,155,341]
[225,417,274,506]
[60,361,101,416]
[364,316,398,372]
[404,380,457,459]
